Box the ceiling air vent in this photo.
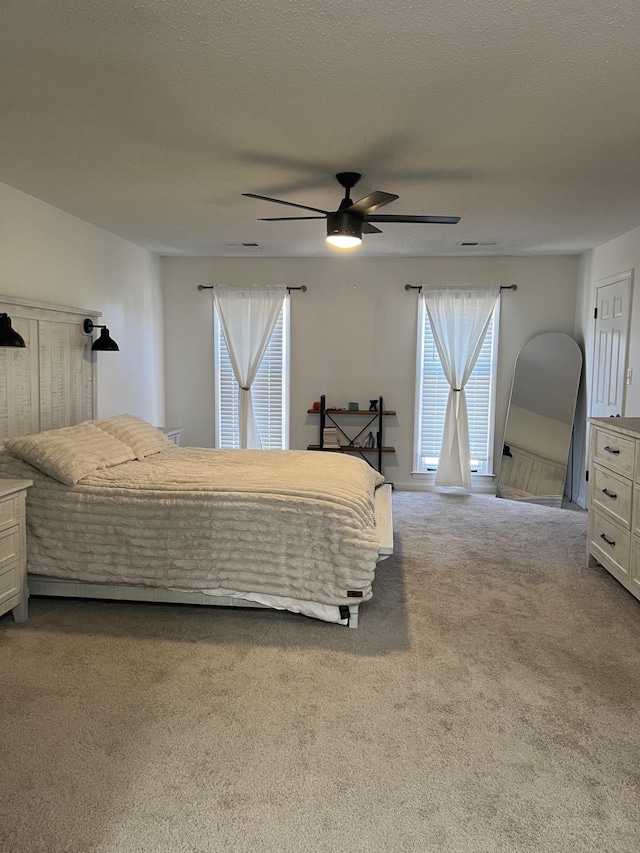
[460,241,498,247]
[224,242,264,248]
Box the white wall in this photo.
[163,255,578,488]
[0,182,165,423]
[574,223,640,506]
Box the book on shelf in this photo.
[322,426,340,448]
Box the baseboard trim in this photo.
[394,482,497,494]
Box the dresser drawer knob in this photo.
[600,533,616,547]
[601,488,618,500]
[603,446,620,455]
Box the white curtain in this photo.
[213,285,286,449]
[423,287,500,488]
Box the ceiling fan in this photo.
[242,172,460,249]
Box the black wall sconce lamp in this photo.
[83,319,120,351]
[0,313,26,347]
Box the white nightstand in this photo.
[160,427,183,446]
[0,479,32,623]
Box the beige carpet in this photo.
[1,492,639,853]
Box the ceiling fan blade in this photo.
[242,193,329,215]
[362,222,383,234]
[365,214,461,224]
[345,191,399,215]
[261,217,382,232]
[258,216,326,221]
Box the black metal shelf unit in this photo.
[307,395,395,474]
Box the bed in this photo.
[0,296,392,627]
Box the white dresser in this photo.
[0,479,32,622]
[588,417,640,602]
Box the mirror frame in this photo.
[497,332,583,508]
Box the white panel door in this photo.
[591,273,632,418]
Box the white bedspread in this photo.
[0,447,384,606]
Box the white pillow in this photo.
[93,414,174,461]
[4,423,136,485]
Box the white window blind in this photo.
[215,300,289,449]
[415,300,498,475]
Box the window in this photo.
[414,298,499,476]
[214,299,289,449]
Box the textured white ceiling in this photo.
[2,0,640,257]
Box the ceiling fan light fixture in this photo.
[326,234,362,249]
[244,171,460,248]
[326,212,362,250]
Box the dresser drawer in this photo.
[588,510,630,585]
[0,526,19,572]
[0,562,20,603]
[591,463,633,528]
[0,496,18,532]
[0,481,30,622]
[592,428,636,478]
[630,536,640,600]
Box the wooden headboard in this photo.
[0,296,100,441]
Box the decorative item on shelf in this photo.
[0,312,26,348]
[311,401,321,411]
[363,431,376,449]
[369,399,378,411]
[348,402,359,411]
[83,319,120,351]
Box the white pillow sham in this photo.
[4,423,136,485]
[93,414,174,461]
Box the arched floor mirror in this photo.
[497,332,583,508]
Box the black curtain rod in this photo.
[197,285,307,293]
[404,284,517,292]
